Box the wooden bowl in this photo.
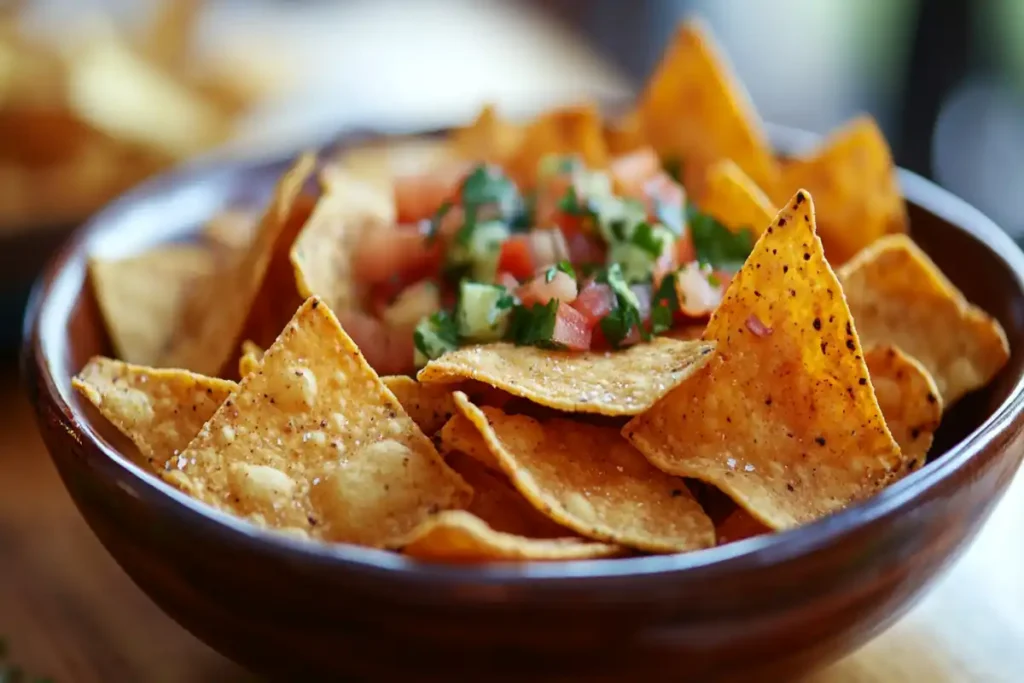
[21,128,1024,682]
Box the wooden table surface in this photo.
[2,364,1022,681]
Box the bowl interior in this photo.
[26,130,1024,580]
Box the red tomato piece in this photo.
[497,235,536,280]
[336,310,416,376]
[571,282,616,326]
[394,164,469,223]
[609,147,662,196]
[516,270,578,307]
[676,233,697,264]
[566,232,606,267]
[551,303,592,350]
[352,225,443,286]
[495,272,520,290]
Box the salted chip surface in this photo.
[417,337,715,416]
[839,234,1009,406]
[776,116,906,265]
[446,451,567,539]
[170,297,472,546]
[636,19,778,197]
[699,159,776,237]
[865,345,943,470]
[90,244,214,366]
[381,375,457,436]
[453,393,715,553]
[399,511,622,563]
[625,190,907,530]
[72,356,235,469]
[160,153,316,376]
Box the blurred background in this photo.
[2,0,1024,349]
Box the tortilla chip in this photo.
[716,508,770,545]
[143,0,202,69]
[160,153,316,376]
[699,159,777,236]
[399,511,623,563]
[72,356,235,470]
[603,111,647,156]
[452,104,523,163]
[664,323,707,342]
[446,451,567,538]
[381,375,457,436]
[202,208,259,253]
[625,190,907,530]
[238,340,263,377]
[509,104,607,186]
[90,244,215,366]
[776,116,906,265]
[438,411,501,471]
[169,297,472,545]
[417,337,715,416]
[838,234,1009,406]
[452,393,715,553]
[328,135,458,198]
[865,345,943,469]
[291,171,394,314]
[636,19,778,198]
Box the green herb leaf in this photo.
[507,299,560,347]
[629,222,668,259]
[544,260,576,282]
[426,200,453,244]
[413,310,459,361]
[687,204,754,271]
[650,274,678,335]
[453,164,521,246]
[596,264,649,347]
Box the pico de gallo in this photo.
[348,147,756,373]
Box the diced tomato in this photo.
[353,225,443,285]
[495,272,520,290]
[609,147,662,196]
[394,164,469,223]
[676,233,697,264]
[551,303,592,351]
[336,310,417,376]
[516,270,578,307]
[571,282,616,326]
[566,232,606,266]
[497,235,536,280]
[533,172,574,227]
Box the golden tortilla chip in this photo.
[699,159,776,236]
[838,234,1009,406]
[417,337,715,416]
[399,511,622,563]
[381,376,457,437]
[452,104,523,163]
[438,411,501,471]
[202,208,259,253]
[776,116,907,265]
[509,104,607,186]
[291,171,394,314]
[238,340,263,377]
[169,297,472,545]
[625,190,907,530]
[72,356,235,470]
[161,153,316,376]
[603,111,647,156]
[328,135,458,199]
[865,345,943,469]
[453,393,715,552]
[446,451,567,538]
[143,0,202,69]
[90,244,214,366]
[716,508,770,545]
[636,20,778,197]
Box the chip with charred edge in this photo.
[160,153,316,376]
[72,356,235,470]
[700,159,777,237]
[90,244,215,366]
[509,103,608,187]
[625,190,907,530]
[775,116,907,265]
[839,234,1009,406]
[291,171,394,315]
[399,511,623,563]
[381,375,458,437]
[636,19,779,198]
[418,337,715,416]
[452,392,715,553]
[169,297,472,546]
[716,507,770,545]
[452,104,523,163]
[446,451,568,538]
[865,345,943,470]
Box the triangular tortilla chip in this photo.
[72,356,235,470]
[699,159,777,236]
[716,508,770,545]
[865,345,942,469]
[398,511,623,563]
[636,19,779,198]
[438,411,501,472]
[169,297,472,545]
[838,234,1009,406]
[201,208,259,254]
[417,337,715,416]
[90,244,214,365]
[381,375,457,437]
[452,393,715,553]
[603,111,647,156]
[160,153,316,376]
[237,339,263,377]
[508,103,608,186]
[452,104,523,163]
[775,116,907,265]
[625,190,907,530]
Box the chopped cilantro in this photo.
[687,204,755,271]
[453,165,521,246]
[507,299,561,347]
[413,310,459,364]
[425,200,453,244]
[558,184,590,217]
[596,264,650,347]
[650,274,678,335]
[629,222,668,259]
[544,260,576,282]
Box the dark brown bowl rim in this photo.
[23,123,1024,588]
